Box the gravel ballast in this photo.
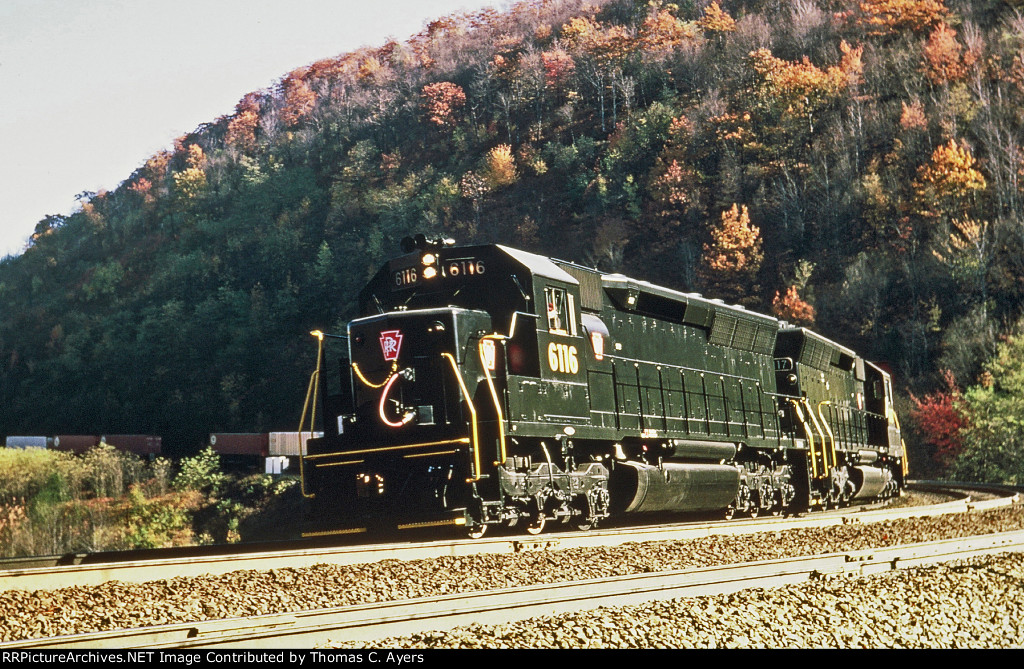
[1,504,1022,647]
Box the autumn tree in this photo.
[483,144,519,189]
[420,81,466,129]
[699,204,763,304]
[909,369,965,470]
[857,0,948,36]
[772,285,816,326]
[932,217,995,313]
[226,95,261,152]
[172,144,207,203]
[913,139,987,233]
[280,71,317,127]
[640,6,697,53]
[922,23,976,85]
[698,2,737,34]
[560,15,632,132]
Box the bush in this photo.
[172,446,227,497]
[123,486,199,549]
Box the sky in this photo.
[0,0,501,258]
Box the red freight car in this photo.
[52,435,102,453]
[208,433,270,457]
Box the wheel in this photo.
[573,517,595,531]
[467,524,488,539]
[723,505,736,521]
[526,514,547,535]
[749,504,760,519]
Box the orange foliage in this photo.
[650,159,695,210]
[922,23,977,85]
[128,178,154,205]
[281,72,317,127]
[226,110,259,152]
[772,285,816,326]
[641,8,697,52]
[900,99,928,130]
[561,16,631,66]
[858,0,948,36]
[749,44,861,124]
[421,82,466,128]
[143,151,170,183]
[698,2,737,33]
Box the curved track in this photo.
[0,482,1019,649]
[0,481,1014,593]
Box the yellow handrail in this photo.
[790,399,819,479]
[442,352,482,481]
[298,330,325,499]
[804,398,830,477]
[480,334,508,466]
[889,407,910,477]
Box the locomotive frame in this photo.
[299,237,906,537]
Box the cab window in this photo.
[544,286,576,335]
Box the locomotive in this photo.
[299,236,905,537]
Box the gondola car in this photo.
[299,236,905,537]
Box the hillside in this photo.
[2,0,1023,464]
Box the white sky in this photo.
[0,0,500,258]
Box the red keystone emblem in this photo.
[379,330,403,361]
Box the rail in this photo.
[6,529,1023,649]
[0,481,1016,593]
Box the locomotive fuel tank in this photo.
[610,461,741,514]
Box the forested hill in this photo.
[2,0,1023,462]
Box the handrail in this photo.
[817,401,837,478]
[480,334,508,466]
[442,352,482,481]
[803,398,830,477]
[298,330,325,499]
[789,399,818,479]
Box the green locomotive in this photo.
[299,237,906,537]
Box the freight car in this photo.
[51,435,162,458]
[299,237,906,537]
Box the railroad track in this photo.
[0,482,1018,649]
[0,481,1015,593]
[6,529,1024,649]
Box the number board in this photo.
[392,257,486,289]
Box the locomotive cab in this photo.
[301,240,599,534]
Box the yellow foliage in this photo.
[703,204,763,273]
[484,144,519,188]
[915,139,986,206]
